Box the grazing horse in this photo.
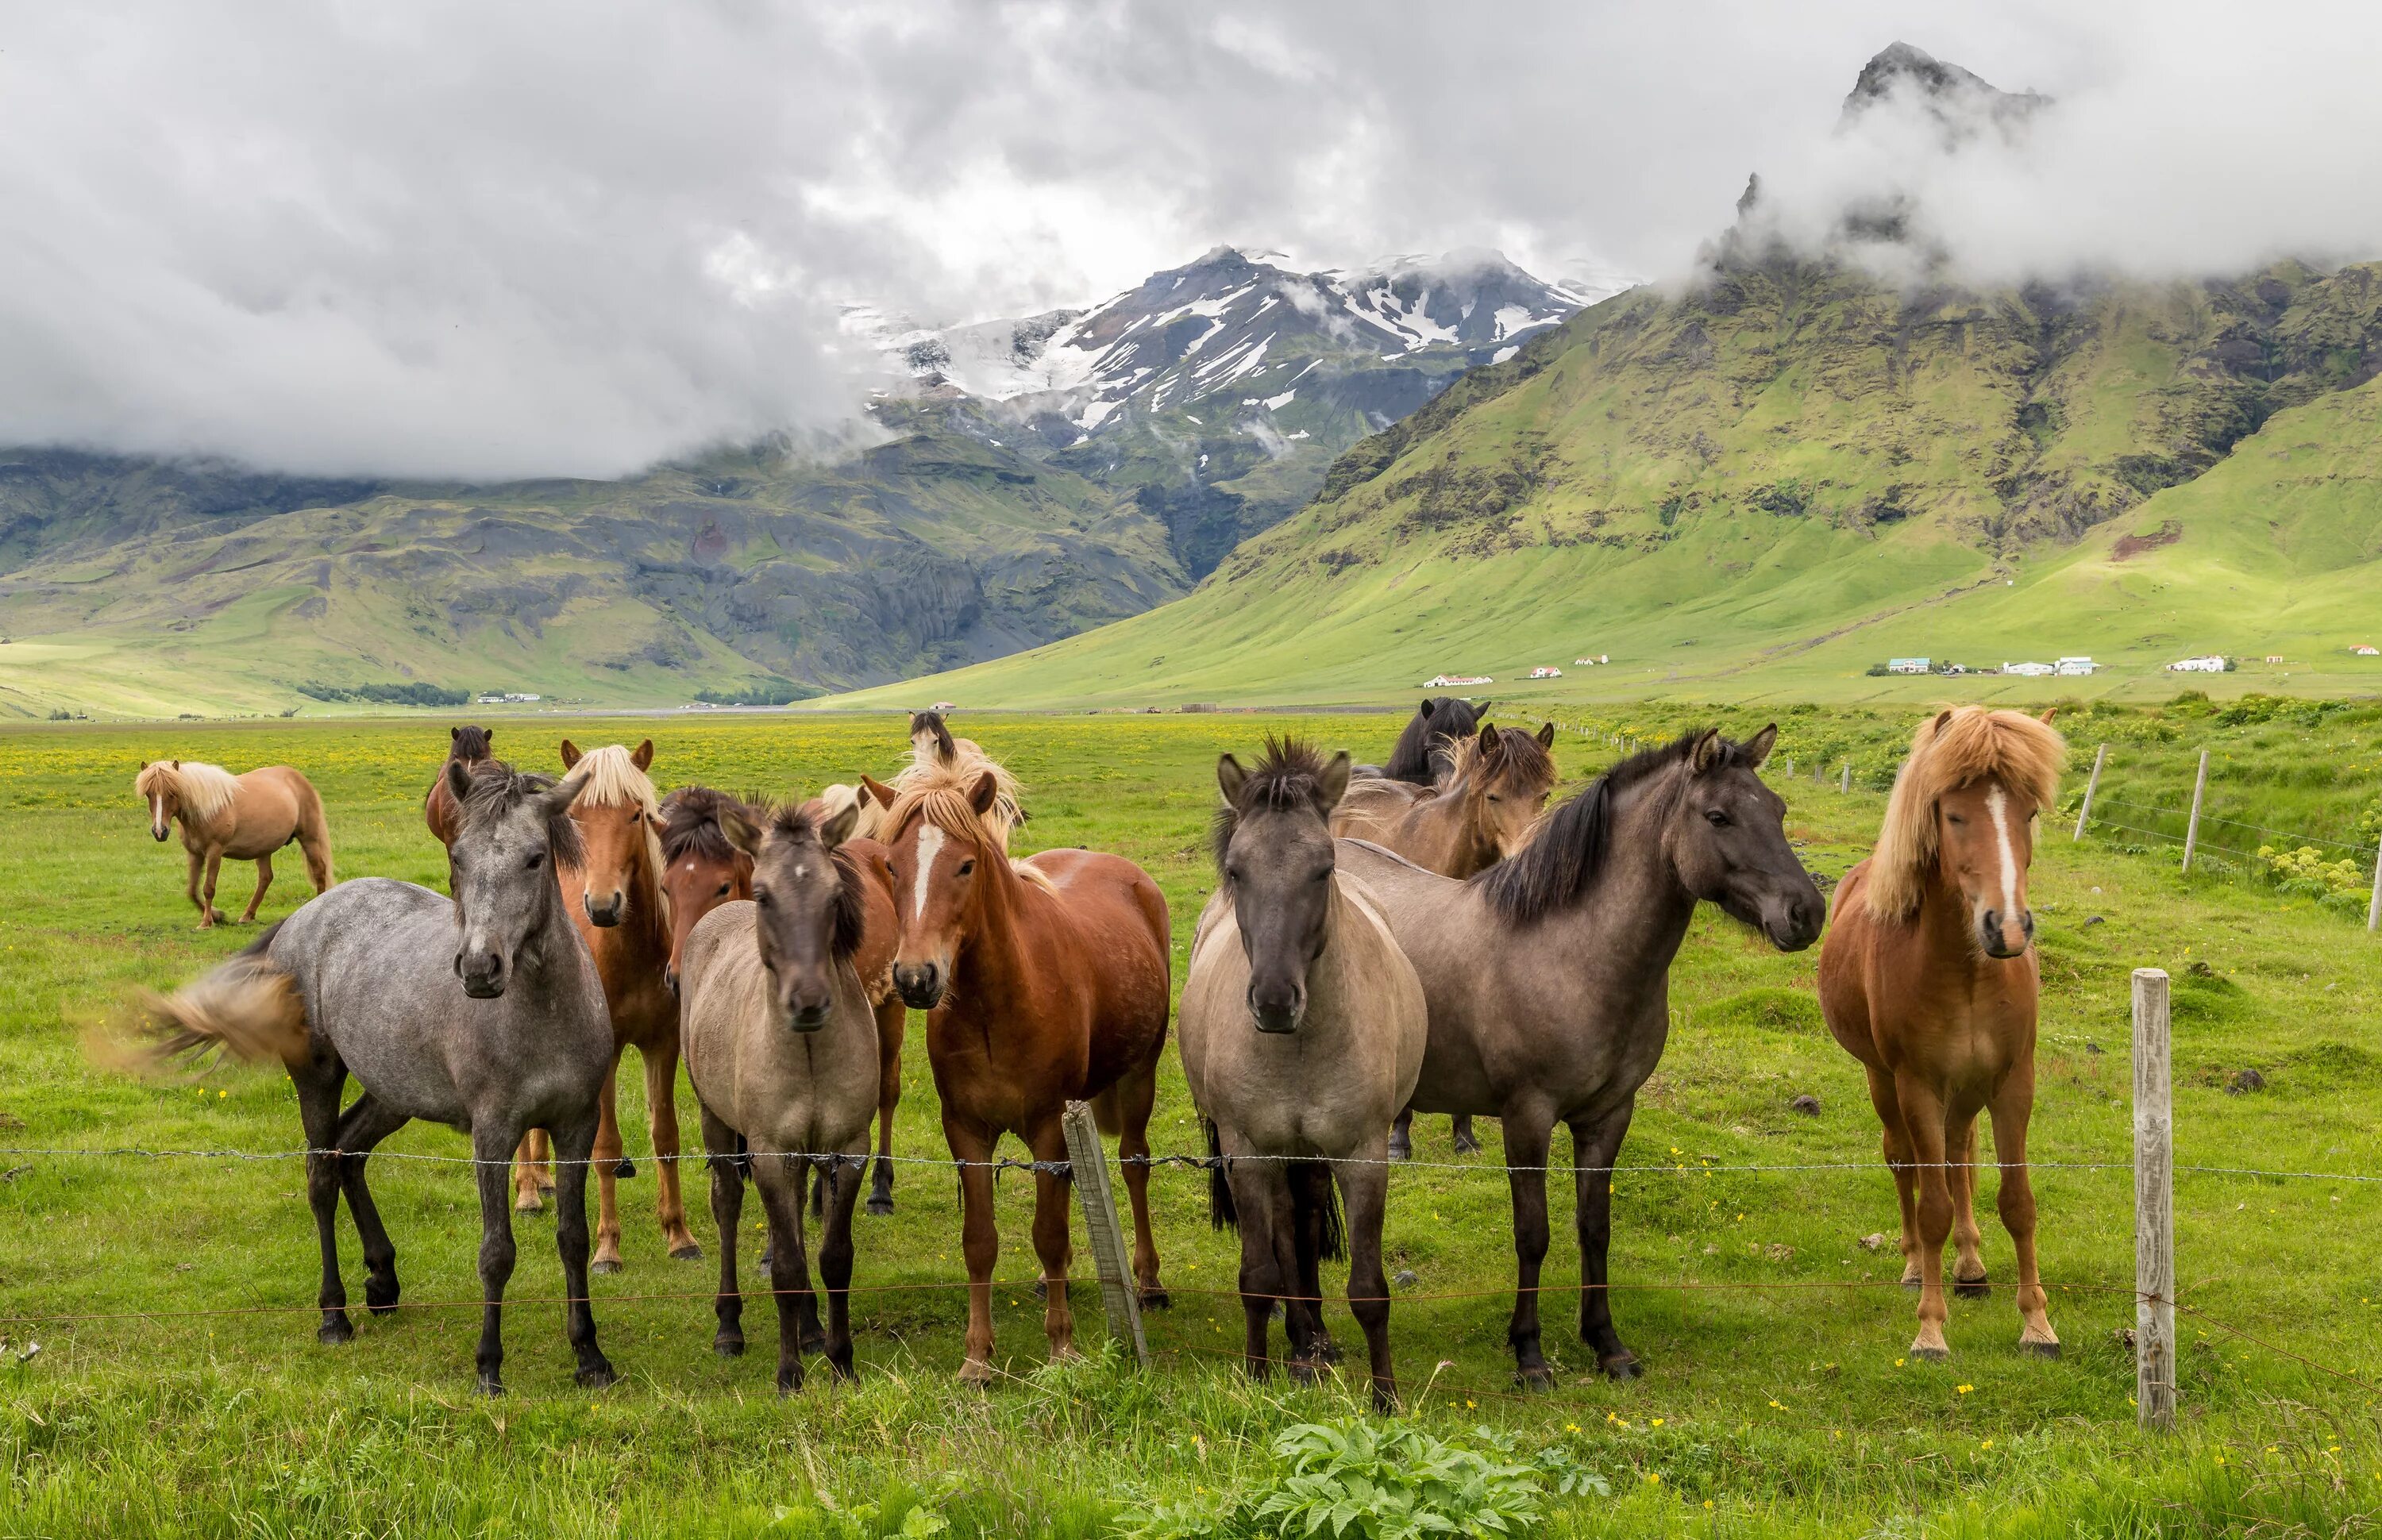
[659,784,908,1215]
[682,799,882,1391]
[865,755,1171,1384]
[1181,740,1426,1410]
[843,710,1027,849]
[1818,706,2066,1362]
[424,726,496,848]
[137,758,615,1394]
[1368,695,1489,783]
[511,740,699,1272]
[1336,727,1824,1384]
[1333,721,1556,1160]
[135,759,334,928]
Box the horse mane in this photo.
[755,802,865,963]
[879,755,1058,896]
[1442,725,1556,796]
[457,760,585,868]
[1383,698,1482,783]
[564,742,669,925]
[658,783,757,866]
[447,726,494,763]
[1474,730,1749,922]
[1210,736,1334,873]
[1867,707,2066,922]
[884,716,1026,850]
[134,760,241,824]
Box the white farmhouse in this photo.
[2056,656,2097,676]
[1423,673,1494,689]
[1528,666,1563,680]
[2002,661,2055,677]
[2167,656,2226,673]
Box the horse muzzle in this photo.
[1978,908,2034,961]
[892,961,945,1011]
[457,948,507,999]
[1763,892,1825,952]
[152,826,171,842]
[584,892,625,928]
[1247,983,1305,1035]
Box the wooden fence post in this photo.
[2073,744,2107,841]
[1783,756,1794,780]
[1061,1099,1148,1367]
[2369,834,2381,934]
[2180,749,2210,873]
[1840,761,1851,793]
[2133,968,2176,1431]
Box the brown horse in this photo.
[658,784,908,1215]
[864,755,1170,1384]
[1818,706,2065,1362]
[1333,721,1557,1158]
[511,740,700,1271]
[843,710,1027,850]
[424,726,495,848]
[135,759,334,928]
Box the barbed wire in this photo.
[2091,797,2377,860]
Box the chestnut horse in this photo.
[424,726,496,848]
[511,740,700,1271]
[843,710,1026,849]
[1818,706,2065,1362]
[135,759,333,928]
[1332,720,1557,1159]
[865,757,1170,1384]
[658,784,908,1215]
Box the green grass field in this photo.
[5,707,2382,1537]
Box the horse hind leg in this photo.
[545,1115,617,1389]
[643,1040,701,1260]
[700,1104,747,1357]
[1026,1122,1079,1363]
[1450,1114,1482,1156]
[1864,1066,1922,1286]
[867,997,904,1215]
[1108,1057,1168,1309]
[1949,1115,1991,1298]
[200,851,225,928]
[590,1061,626,1272]
[1286,1161,1341,1369]
[240,852,274,925]
[1387,1107,1415,1163]
[332,1093,412,1317]
[513,1128,552,1213]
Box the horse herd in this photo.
[133,700,2068,1405]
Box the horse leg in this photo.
[700,1104,746,1357]
[1224,1154,1295,1382]
[946,1117,1000,1387]
[1339,1155,1397,1411]
[184,848,208,928]
[1112,1055,1167,1308]
[331,1093,411,1317]
[867,998,904,1215]
[1288,1161,1340,1365]
[1569,1102,1643,1379]
[1949,1114,1990,1296]
[200,850,225,928]
[819,1148,865,1380]
[750,1153,812,1393]
[469,1124,522,1394]
[1501,1106,1558,1388]
[1896,1074,1956,1360]
[1989,1072,2060,1357]
[300,822,333,892]
[294,1066,353,1345]
[591,1059,626,1273]
[240,852,273,924]
[1027,1118,1077,1362]
[644,1039,700,1260]
[547,1113,616,1388]
[1864,1066,1921,1285]
[1387,1107,1414,1162]
[1451,1114,1481,1155]
[513,1128,551,1213]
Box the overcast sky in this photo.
[4,0,2379,480]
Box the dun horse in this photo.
[865,754,1171,1384]
[1817,706,2066,1361]
[660,784,907,1215]
[1367,695,1489,783]
[680,799,883,1390]
[512,740,699,1272]
[1181,740,1426,1409]
[137,758,615,1393]
[425,726,496,847]
[1337,727,1823,1384]
[1332,722,1555,1160]
[135,759,334,928]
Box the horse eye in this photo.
[1946,813,1965,825]
[755,889,773,907]
[1704,810,1729,827]
[958,859,975,876]
[715,883,730,897]
[1487,794,1502,803]
[525,851,544,869]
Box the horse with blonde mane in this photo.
[135,759,333,928]
[1818,706,2066,1362]
[511,739,701,1272]
[838,710,1026,850]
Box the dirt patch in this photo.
[2111,518,2183,562]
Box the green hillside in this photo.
[834,258,2382,710]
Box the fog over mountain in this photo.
[4,1,2378,479]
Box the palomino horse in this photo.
[659,784,907,1215]
[1817,706,2066,1362]
[1181,740,1426,1410]
[1366,695,1489,783]
[511,740,700,1271]
[843,710,1026,849]
[1333,720,1556,1159]
[424,726,495,848]
[138,758,615,1393]
[135,759,334,928]
[681,799,882,1391]
[1336,727,1824,1384]
[865,756,1171,1384]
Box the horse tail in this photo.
[1203,1118,1237,1234]
[293,776,335,890]
[1296,1161,1347,1263]
[133,922,311,1069]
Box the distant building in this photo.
[2056,656,2098,676]
[2356,645,2380,656]
[1887,658,1931,675]
[2002,661,2055,677]
[1423,673,1494,689]
[2264,655,2286,664]
[2167,656,2226,673]
[1528,666,1563,680]
[932,700,957,710]
[474,692,543,704]
[1572,654,1609,666]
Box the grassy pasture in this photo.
[3,708,2381,1538]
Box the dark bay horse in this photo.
[865,757,1171,1384]
[425,726,495,848]
[1336,727,1823,1384]
[138,759,615,1393]
[1181,740,1426,1410]
[136,759,333,928]
[1818,706,2066,1361]
[1373,695,1488,784]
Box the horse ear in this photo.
[1931,710,1954,737]
[1216,753,1248,805]
[1690,729,1723,773]
[560,739,582,770]
[630,738,654,772]
[451,726,461,741]
[1474,697,1492,713]
[171,759,180,769]
[966,769,999,816]
[547,766,594,814]
[1536,721,1556,749]
[2038,707,2058,726]
[719,802,762,857]
[861,774,896,809]
[1418,699,1435,718]
[816,798,860,851]
[1316,752,1352,810]
[445,758,473,806]
[1744,723,1779,768]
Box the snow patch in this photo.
[1262,388,1297,410]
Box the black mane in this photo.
[757,801,866,963]
[658,783,754,865]
[1472,730,1753,922]
[1211,737,1334,874]
[909,710,959,763]
[457,758,584,866]
[1382,697,1484,784]
[447,725,495,763]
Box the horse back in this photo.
[1816,859,1883,1068]
[1012,848,1170,1090]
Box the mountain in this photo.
[0,248,1601,718]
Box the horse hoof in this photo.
[365,1284,400,1315]
[1139,1288,1172,1311]
[1452,1136,1482,1156]
[800,1334,827,1357]
[2020,1338,2062,1361]
[513,1196,545,1214]
[957,1359,996,1390]
[1599,1351,1644,1381]
[715,1334,745,1358]
[1954,1276,1991,1299]
[831,1353,858,1382]
[669,1244,703,1262]
[865,1196,895,1217]
[1387,1143,1412,1164]
[614,1158,636,1180]
[317,1317,354,1346]
[591,1257,623,1276]
[476,1378,505,1398]
[576,1361,619,1389]
[1288,1359,1324,1386]
[1901,1275,1923,1291]
[1513,1365,1555,1392]
[1910,1345,1951,1362]
[1031,1280,1048,1303]
[1311,1338,1344,1366]
[776,1373,804,1397]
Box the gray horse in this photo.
[680,799,881,1392]
[1336,726,1823,1385]
[141,760,617,1394]
[1181,740,1427,1411]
